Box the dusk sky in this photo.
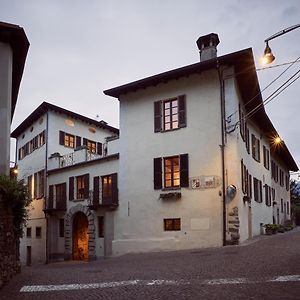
[1,1,300,176]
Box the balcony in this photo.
[48,146,102,170]
[43,196,67,213]
[87,191,118,211]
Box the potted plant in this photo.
[263,224,273,235]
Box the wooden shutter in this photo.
[83,138,88,146]
[59,131,65,145]
[69,177,74,200]
[180,154,189,187]
[83,174,90,198]
[33,173,38,199]
[76,136,81,148]
[153,157,162,189]
[112,173,118,205]
[97,142,103,156]
[18,148,21,160]
[154,101,162,132]
[93,176,100,205]
[61,183,67,209]
[259,180,263,203]
[48,185,54,209]
[178,95,186,128]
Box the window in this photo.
[26,227,31,238]
[65,133,75,148]
[98,216,104,238]
[36,227,42,238]
[102,175,112,199]
[28,175,33,199]
[271,161,279,182]
[87,140,96,153]
[245,123,250,154]
[287,201,290,215]
[164,218,181,231]
[59,219,64,237]
[286,174,290,191]
[253,177,262,203]
[93,174,118,206]
[153,154,189,189]
[264,185,272,207]
[76,175,86,199]
[55,183,67,209]
[154,95,186,132]
[33,170,45,199]
[239,105,245,141]
[39,131,45,147]
[263,146,270,170]
[251,134,260,162]
[281,199,284,213]
[164,156,180,188]
[279,169,284,186]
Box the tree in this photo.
[0,174,31,238]
[290,180,300,225]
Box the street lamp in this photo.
[262,24,300,64]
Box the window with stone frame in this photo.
[263,145,270,170]
[253,177,262,203]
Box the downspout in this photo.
[45,111,49,264]
[217,61,227,246]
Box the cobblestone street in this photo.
[1,228,300,300]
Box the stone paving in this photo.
[1,228,300,299]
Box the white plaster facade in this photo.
[12,102,118,265]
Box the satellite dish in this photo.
[226,184,237,201]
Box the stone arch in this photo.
[64,204,96,261]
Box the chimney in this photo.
[196,33,220,62]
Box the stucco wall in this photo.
[114,72,224,255]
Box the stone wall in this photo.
[227,206,240,245]
[0,197,20,288]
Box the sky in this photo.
[1,0,300,177]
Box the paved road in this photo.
[1,229,300,299]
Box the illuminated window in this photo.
[164,156,180,188]
[102,175,112,199]
[164,218,181,231]
[76,176,85,199]
[64,133,75,148]
[87,140,97,153]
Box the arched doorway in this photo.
[72,212,88,260]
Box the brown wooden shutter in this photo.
[178,95,186,128]
[48,185,54,209]
[97,142,103,155]
[259,180,263,203]
[83,174,90,198]
[153,157,162,189]
[62,183,67,209]
[69,177,74,200]
[112,173,118,205]
[33,172,38,199]
[83,138,88,146]
[59,131,65,145]
[76,136,81,148]
[180,154,189,187]
[93,176,100,205]
[154,101,162,132]
[257,139,260,162]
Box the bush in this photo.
[0,174,31,238]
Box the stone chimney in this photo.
[196,33,220,62]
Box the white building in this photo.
[0,21,29,175]
[11,102,118,264]
[12,33,298,264]
[104,33,297,255]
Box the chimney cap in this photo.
[196,33,220,50]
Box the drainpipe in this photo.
[45,111,49,264]
[217,61,227,246]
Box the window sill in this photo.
[162,187,181,191]
[73,198,86,202]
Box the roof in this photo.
[11,101,119,138]
[0,21,30,118]
[104,48,298,171]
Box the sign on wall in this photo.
[190,176,221,189]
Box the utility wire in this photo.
[226,56,300,120]
[244,68,300,121]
